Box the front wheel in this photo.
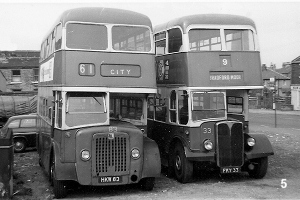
[247,157,268,179]
[140,177,155,191]
[173,144,193,183]
[53,178,67,199]
[14,138,26,153]
[51,155,67,198]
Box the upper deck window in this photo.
[155,32,166,55]
[188,28,256,51]
[66,23,108,50]
[168,28,182,53]
[225,29,255,51]
[189,29,221,51]
[112,26,151,52]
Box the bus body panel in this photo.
[141,136,161,178]
[40,52,156,88]
[156,52,262,87]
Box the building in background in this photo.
[261,64,290,97]
[291,56,300,110]
[0,51,39,93]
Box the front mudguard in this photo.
[245,133,274,160]
[52,141,77,181]
[141,136,161,178]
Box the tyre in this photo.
[51,155,67,198]
[140,177,155,191]
[167,148,175,178]
[248,157,268,179]
[173,143,193,183]
[14,138,26,153]
[53,177,67,199]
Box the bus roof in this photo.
[154,14,256,34]
[56,7,153,28]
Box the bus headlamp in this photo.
[247,137,256,147]
[203,139,213,151]
[131,148,140,159]
[81,149,91,161]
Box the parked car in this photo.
[0,114,37,153]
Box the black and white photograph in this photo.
[0,0,299,199]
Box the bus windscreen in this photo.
[192,92,225,120]
[66,92,107,127]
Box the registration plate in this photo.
[220,167,241,174]
[98,176,122,183]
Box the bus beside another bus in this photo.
[147,14,274,183]
[37,7,160,198]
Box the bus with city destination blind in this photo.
[37,7,160,198]
[147,14,274,183]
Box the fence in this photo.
[249,95,292,110]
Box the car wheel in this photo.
[14,138,26,153]
[173,143,193,183]
[248,157,268,179]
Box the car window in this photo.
[8,119,20,128]
[20,119,36,128]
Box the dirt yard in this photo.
[11,122,300,200]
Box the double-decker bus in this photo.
[147,14,274,183]
[37,7,161,198]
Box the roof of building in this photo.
[262,67,290,80]
[276,65,291,76]
[0,51,39,69]
[292,55,300,63]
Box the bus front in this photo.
[148,14,273,183]
[38,7,160,199]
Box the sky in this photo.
[0,0,300,68]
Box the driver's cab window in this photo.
[110,93,146,125]
[65,92,107,127]
[169,90,177,123]
[178,90,188,125]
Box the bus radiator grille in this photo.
[216,122,244,167]
[93,135,129,176]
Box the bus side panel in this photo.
[245,133,274,159]
[141,136,161,178]
[53,51,64,85]
[156,54,188,85]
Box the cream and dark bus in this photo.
[147,14,274,183]
[37,7,160,198]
